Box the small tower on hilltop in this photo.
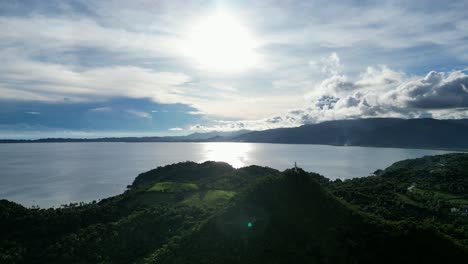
[294,161,298,173]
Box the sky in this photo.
[1,0,468,138]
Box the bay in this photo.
[0,142,455,207]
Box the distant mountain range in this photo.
[232,118,468,150]
[2,118,468,150]
[0,129,251,143]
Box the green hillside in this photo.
[0,162,278,263]
[1,154,468,263]
[329,153,468,247]
[145,168,467,263]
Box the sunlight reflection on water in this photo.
[0,142,457,207]
[202,142,253,168]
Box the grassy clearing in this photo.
[410,188,468,205]
[147,182,199,193]
[396,193,423,207]
[182,190,236,208]
[448,199,468,205]
[432,191,461,200]
[413,188,458,200]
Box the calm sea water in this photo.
[0,142,456,208]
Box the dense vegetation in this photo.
[1,154,467,263]
[328,153,468,248]
[0,162,278,263]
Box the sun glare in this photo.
[183,11,259,72]
[202,142,253,168]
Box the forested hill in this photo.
[232,118,468,149]
[328,153,468,248]
[147,166,468,263]
[1,154,468,263]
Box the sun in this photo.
[182,11,259,72]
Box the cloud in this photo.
[309,52,343,76]
[1,1,468,134]
[388,71,468,109]
[89,107,112,112]
[303,63,468,121]
[189,53,468,132]
[0,48,302,120]
[0,16,182,59]
[169,127,183,131]
[260,1,468,51]
[24,111,40,115]
[188,109,309,132]
[315,95,339,110]
[126,110,151,119]
[186,111,205,115]
[357,66,403,87]
[0,50,192,104]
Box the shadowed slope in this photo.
[146,169,468,264]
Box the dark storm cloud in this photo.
[391,71,468,109]
[266,116,283,124]
[315,95,339,109]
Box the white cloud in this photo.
[169,127,183,131]
[260,3,468,51]
[356,66,404,87]
[190,53,468,131]
[1,1,468,130]
[89,107,112,112]
[126,110,151,119]
[0,50,191,104]
[0,47,305,120]
[0,16,182,59]
[186,111,205,115]
[309,52,343,76]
